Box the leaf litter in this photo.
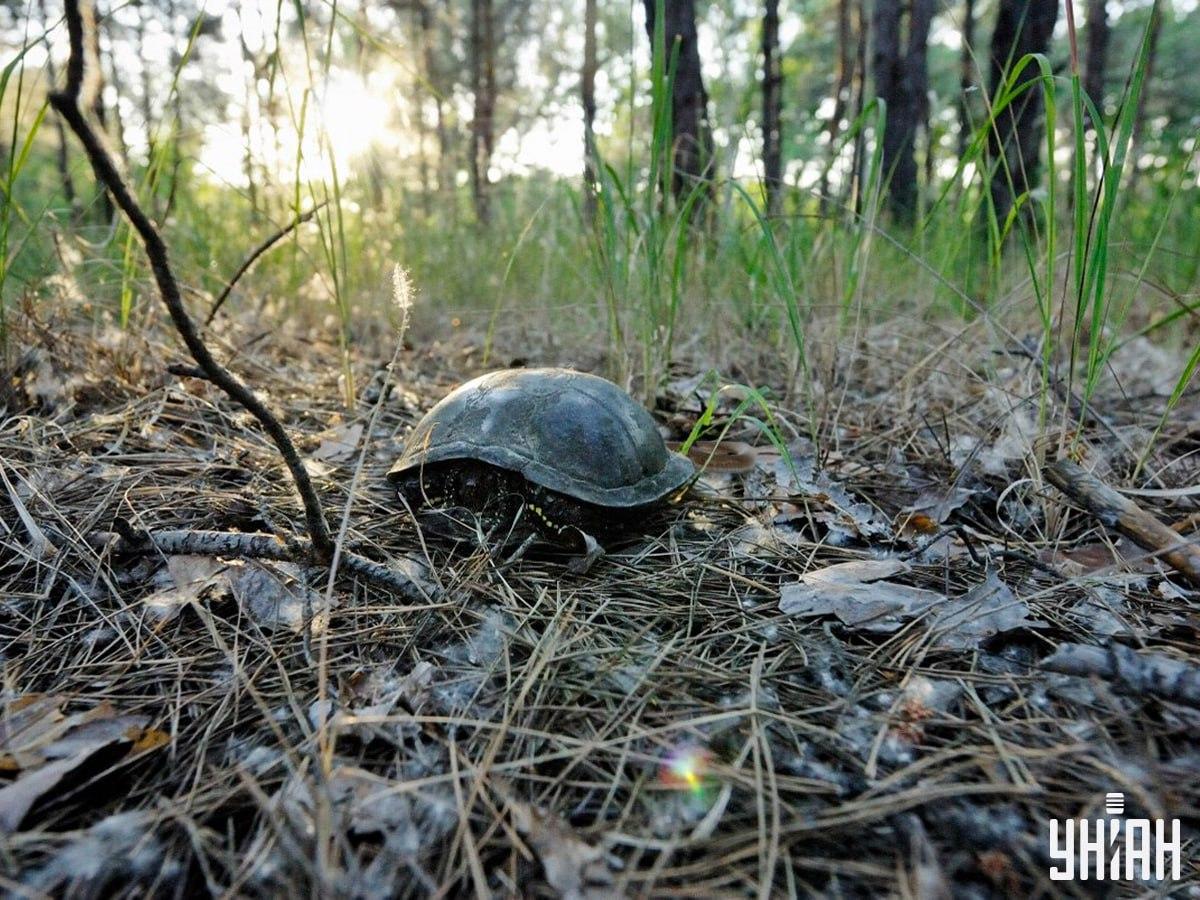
[142,554,331,633]
[3,308,1200,895]
[779,562,1040,649]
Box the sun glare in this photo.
[198,63,400,188]
[314,71,397,172]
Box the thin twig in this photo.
[48,0,334,559]
[205,202,327,326]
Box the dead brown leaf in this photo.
[509,799,620,900]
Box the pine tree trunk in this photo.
[643,0,713,204]
[1084,0,1110,131]
[818,0,853,212]
[236,13,259,215]
[38,0,77,213]
[1128,2,1163,195]
[163,0,183,219]
[88,0,116,223]
[986,0,1059,229]
[761,0,783,216]
[848,0,868,213]
[582,0,599,220]
[469,0,496,225]
[872,0,934,224]
[957,0,976,158]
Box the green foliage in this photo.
[1,0,1198,443]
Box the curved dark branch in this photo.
[49,0,334,558]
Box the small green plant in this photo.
[0,35,48,354]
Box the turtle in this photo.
[388,368,694,569]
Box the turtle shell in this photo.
[387,368,694,509]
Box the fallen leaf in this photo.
[312,422,364,462]
[227,560,328,634]
[303,458,335,478]
[780,559,942,629]
[509,799,621,900]
[927,571,1040,650]
[0,750,96,833]
[0,697,159,833]
[780,565,1037,649]
[142,555,227,622]
[903,483,981,526]
[671,440,757,473]
[0,695,68,770]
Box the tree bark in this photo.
[1128,2,1163,195]
[872,0,934,225]
[135,1,156,164]
[957,0,977,158]
[848,0,868,213]
[407,0,452,208]
[163,0,184,219]
[87,0,116,224]
[37,0,78,213]
[236,13,259,215]
[469,0,496,225]
[761,0,783,216]
[1083,0,1110,131]
[643,0,713,204]
[582,0,599,219]
[818,0,854,212]
[986,0,1059,229]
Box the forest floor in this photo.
[2,296,1199,898]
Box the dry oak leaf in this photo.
[0,696,167,833]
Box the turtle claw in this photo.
[565,530,605,575]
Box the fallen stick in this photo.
[1042,642,1200,708]
[88,526,433,601]
[1045,457,1200,589]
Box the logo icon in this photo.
[1049,793,1182,882]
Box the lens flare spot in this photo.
[660,745,712,795]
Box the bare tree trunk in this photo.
[818,0,853,212]
[848,0,868,214]
[986,0,1059,229]
[1128,2,1163,195]
[410,0,450,205]
[872,0,934,225]
[163,0,183,219]
[1083,0,1110,131]
[408,4,432,217]
[643,0,713,205]
[88,0,116,224]
[236,14,259,215]
[38,0,77,213]
[582,0,599,219]
[469,0,496,225]
[135,2,156,163]
[957,0,976,158]
[761,0,783,216]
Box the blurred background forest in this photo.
[1,0,1198,404]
